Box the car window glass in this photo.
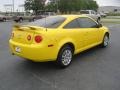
[64,19,80,28]
[92,11,95,14]
[28,16,66,28]
[80,11,89,14]
[77,17,97,28]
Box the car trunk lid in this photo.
[12,25,45,44]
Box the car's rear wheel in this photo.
[57,45,73,68]
[101,34,109,47]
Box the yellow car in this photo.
[9,15,110,67]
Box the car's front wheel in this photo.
[57,45,73,68]
[3,18,6,22]
[19,18,23,22]
[101,34,109,47]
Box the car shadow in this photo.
[18,45,109,71]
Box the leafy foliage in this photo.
[24,0,99,14]
[58,0,98,13]
[24,0,45,14]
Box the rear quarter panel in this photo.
[43,29,77,56]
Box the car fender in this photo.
[56,38,76,55]
[99,26,110,41]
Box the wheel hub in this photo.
[61,50,72,66]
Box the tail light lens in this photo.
[35,35,42,43]
[27,35,31,41]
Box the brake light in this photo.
[27,35,31,41]
[35,35,42,43]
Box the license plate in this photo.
[15,47,21,53]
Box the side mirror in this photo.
[97,23,102,28]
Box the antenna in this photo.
[45,14,47,31]
[44,4,47,31]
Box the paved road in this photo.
[0,22,120,90]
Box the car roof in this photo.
[51,15,91,28]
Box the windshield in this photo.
[28,16,66,28]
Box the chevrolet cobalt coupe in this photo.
[9,15,109,67]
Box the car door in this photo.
[63,18,88,52]
[77,17,100,47]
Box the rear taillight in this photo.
[35,35,43,43]
[27,35,31,41]
[11,33,14,38]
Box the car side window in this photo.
[92,11,95,14]
[77,17,98,28]
[64,19,80,28]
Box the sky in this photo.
[0,0,120,12]
[0,0,25,12]
[95,0,120,6]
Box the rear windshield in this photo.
[28,16,66,28]
[80,11,89,14]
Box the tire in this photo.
[14,20,18,23]
[3,18,6,22]
[57,45,73,68]
[101,34,109,47]
[19,18,23,22]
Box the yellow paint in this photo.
[9,15,109,62]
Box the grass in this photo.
[105,16,120,19]
[101,16,120,24]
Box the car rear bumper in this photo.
[9,40,57,62]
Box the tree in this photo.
[24,0,99,14]
[46,0,60,12]
[45,1,57,12]
[24,0,46,15]
[47,0,99,13]
[85,0,98,11]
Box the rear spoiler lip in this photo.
[13,24,46,31]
